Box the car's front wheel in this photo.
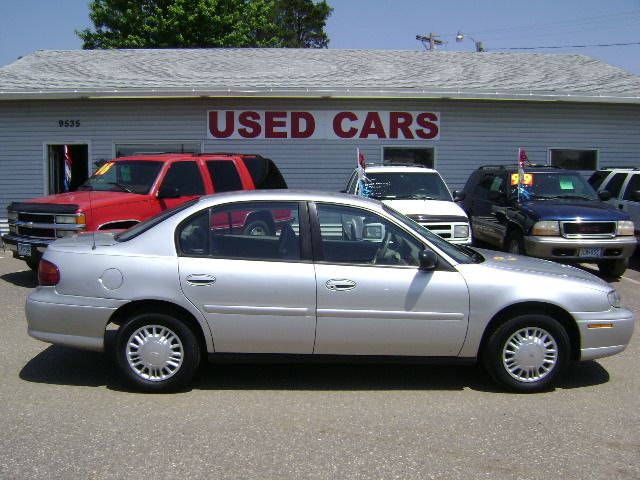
[482,314,570,393]
[116,312,201,392]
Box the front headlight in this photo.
[607,290,623,308]
[454,224,470,238]
[531,220,560,236]
[617,220,634,236]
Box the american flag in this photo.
[63,145,72,191]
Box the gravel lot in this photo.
[1,251,639,479]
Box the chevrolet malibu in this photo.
[26,190,634,393]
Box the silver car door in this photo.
[177,202,316,354]
[312,203,470,357]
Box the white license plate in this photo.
[579,247,602,258]
[17,243,31,257]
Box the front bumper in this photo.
[573,307,635,361]
[2,234,52,260]
[26,287,128,351]
[524,235,637,262]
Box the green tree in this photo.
[77,0,332,49]
[274,0,332,48]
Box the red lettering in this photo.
[208,111,234,138]
[291,112,315,139]
[333,112,358,139]
[389,112,414,139]
[415,112,439,140]
[359,112,387,139]
[238,111,261,138]
[265,111,288,139]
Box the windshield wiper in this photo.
[105,182,134,193]
[458,244,484,263]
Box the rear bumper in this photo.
[26,287,127,351]
[524,235,637,262]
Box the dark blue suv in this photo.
[460,165,637,277]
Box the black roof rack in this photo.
[600,166,640,170]
[479,164,563,170]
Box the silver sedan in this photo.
[26,190,634,393]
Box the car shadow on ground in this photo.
[19,344,610,394]
[1,269,38,288]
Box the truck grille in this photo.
[7,202,83,241]
[561,221,616,238]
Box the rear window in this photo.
[243,157,287,189]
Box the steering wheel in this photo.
[372,232,393,264]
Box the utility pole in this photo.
[416,33,444,51]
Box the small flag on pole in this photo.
[356,148,368,196]
[63,145,72,192]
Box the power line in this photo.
[489,41,640,51]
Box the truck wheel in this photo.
[243,220,272,236]
[26,258,40,271]
[116,312,202,392]
[482,314,570,393]
[598,259,628,278]
[506,231,525,255]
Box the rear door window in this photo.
[603,173,627,198]
[623,174,640,201]
[206,160,244,193]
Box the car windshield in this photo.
[510,172,598,201]
[115,199,199,242]
[78,160,164,194]
[383,205,482,264]
[362,172,453,201]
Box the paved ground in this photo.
[0,250,639,479]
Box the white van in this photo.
[344,165,471,245]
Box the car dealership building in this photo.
[1,48,639,233]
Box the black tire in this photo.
[26,257,40,271]
[598,258,628,278]
[505,231,525,255]
[242,219,272,236]
[482,314,570,393]
[116,312,202,392]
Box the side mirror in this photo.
[453,190,466,202]
[418,249,438,271]
[362,223,385,241]
[598,190,612,201]
[157,186,181,199]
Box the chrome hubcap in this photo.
[502,327,558,383]
[126,325,184,381]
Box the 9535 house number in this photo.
[58,120,81,128]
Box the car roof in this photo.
[195,188,385,209]
[361,165,439,174]
[477,164,577,174]
[114,153,264,162]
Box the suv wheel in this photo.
[483,314,570,393]
[598,258,628,278]
[506,231,525,255]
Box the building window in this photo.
[115,142,202,157]
[383,147,435,168]
[549,149,597,170]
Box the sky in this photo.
[0,0,639,75]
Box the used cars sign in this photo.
[208,110,440,140]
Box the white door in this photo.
[312,203,470,356]
[177,202,316,353]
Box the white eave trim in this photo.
[1,87,639,104]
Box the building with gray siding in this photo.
[1,48,639,233]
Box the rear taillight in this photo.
[38,259,60,286]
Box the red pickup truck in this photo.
[3,153,287,270]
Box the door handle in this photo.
[325,279,356,291]
[186,274,216,286]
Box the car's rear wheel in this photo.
[243,219,272,236]
[598,258,628,278]
[482,314,570,393]
[116,312,201,392]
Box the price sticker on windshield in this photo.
[95,162,114,176]
[511,173,534,186]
